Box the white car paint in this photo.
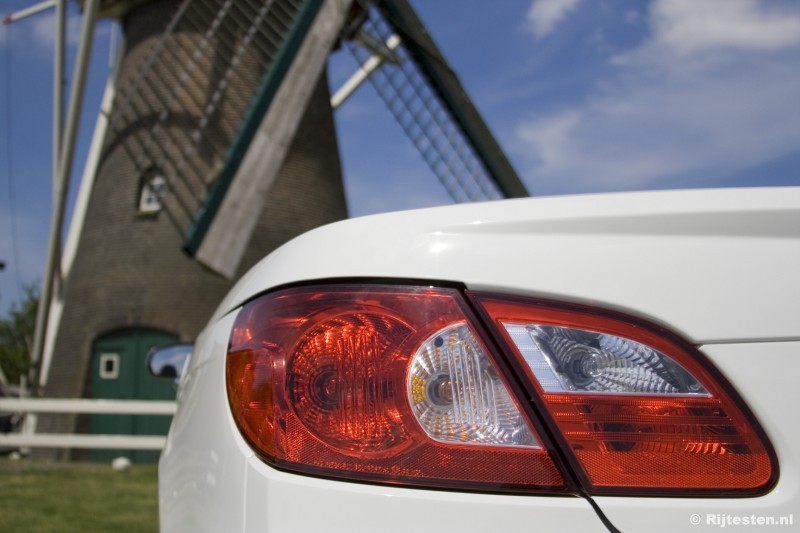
[160,187,800,532]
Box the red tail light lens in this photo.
[471,294,777,495]
[227,284,776,496]
[226,285,566,492]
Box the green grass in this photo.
[0,460,159,532]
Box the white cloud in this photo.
[624,10,641,25]
[0,9,82,53]
[526,0,582,38]
[650,0,800,56]
[519,61,800,192]
[2,6,111,56]
[30,9,84,51]
[516,0,800,194]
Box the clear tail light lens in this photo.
[504,324,708,395]
[408,323,539,447]
[472,294,777,495]
[226,284,776,496]
[226,285,566,492]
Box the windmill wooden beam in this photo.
[376,0,529,199]
[186,0,353,278]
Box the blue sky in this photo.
[2,0,800,315]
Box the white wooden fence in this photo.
[0,398,176,450]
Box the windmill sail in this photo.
[343,0,529,203]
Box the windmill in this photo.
[8,0,528,459]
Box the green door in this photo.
[90,328,178,462]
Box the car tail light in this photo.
[227,284,776,496]
[227,285,567,493]
[471,294,777,496]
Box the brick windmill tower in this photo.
[27,0,528,460]
[33,0,349,460]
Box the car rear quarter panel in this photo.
[164,188,800,531]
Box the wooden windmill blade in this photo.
[360,0,529,201]
[185,0,529,278]
[185,0,353,277]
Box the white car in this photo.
[155,187,799,532]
